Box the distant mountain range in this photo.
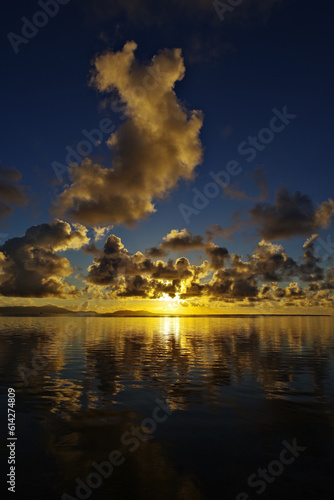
[0,305,157,317]
[0,305,331,317]
[101,309,157,317]
[0,305,78,316]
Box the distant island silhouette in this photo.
[0,305,331,317]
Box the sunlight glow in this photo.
[159,293,182,309]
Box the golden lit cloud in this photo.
[0,220,89,298]
[83,231,334,311]
[54,42,203,226]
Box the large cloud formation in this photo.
[54,42,203,226]
[1,220,332,309]
[0,166,27,218]
[0,220,89,297]
[85,230,334,310]
[249,188,334,241]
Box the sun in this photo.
[158,293,182,310]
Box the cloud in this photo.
[86,227,326,303]
[93,225,114,241]
[87,234,155,286]
[82,229,334,309]
[0,220,89,297]
[144,247,168,259]
[300,234,323,282]
[314,199,334,228]
[205,224,226,242]
[148,225,237,259]
[202,240,297,300]
[205,244,229,270]
[223,184,250,201]
[2,219,329,308]
[303,234,319,250]
[0,166,27,218]
[86,233,209,298]
[224,167,269,203]
[250,240,298,281]
[206,272,258,300]
[146,228,230,266]
[54,42,203,227]
[83,242,100,255]
[249,188,334,241]
[160,229,206,252]
[205,214,244,242]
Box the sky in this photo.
[0,0,334,314]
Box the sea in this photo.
[0,315,333,499]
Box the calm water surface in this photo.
[1,316,334,499]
